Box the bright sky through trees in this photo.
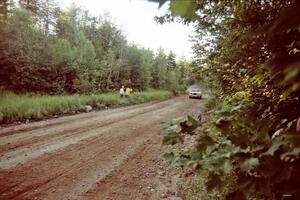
[59,0,194,59]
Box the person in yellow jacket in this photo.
[125,87,133,97]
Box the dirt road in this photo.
[0,96,203,200]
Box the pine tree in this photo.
[166,51,177,70]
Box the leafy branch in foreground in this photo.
[152,0,300,199]
[162,114,300,199]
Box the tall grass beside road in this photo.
[0,90,172,124]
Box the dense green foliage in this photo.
[0,0,186,94]
[0,90,172,124]
[154,0,300,199]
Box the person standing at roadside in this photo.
[119,86,125,97]
[125,87,133,97]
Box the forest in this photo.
[0,0,187,94]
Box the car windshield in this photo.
[191,89,200,92]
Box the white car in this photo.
[189,88,202,99]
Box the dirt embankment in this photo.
[0,95,203,200]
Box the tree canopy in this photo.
[0,0,188,94]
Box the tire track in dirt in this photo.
[0,96,202,200]
[0,98,173,137]
[0,98,175,151]
[0,99,183,169]
[0,99,185,198]
[83,96,204,200]
[83,136,163,200]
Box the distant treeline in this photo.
[0,0,189,94]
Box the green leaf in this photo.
[179,115,200,135]
[173,157,189,167]
[162,131,184,145]
[240,158,259,172]
[281,147,300,158]
[163,152,175,163]
[262,134,288,156]
[170,0,199,21]
[222,159,233,173]
[196,134,215,156]
[262,134,300,156]
[186,160,199,168]
[263,141,284,156]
